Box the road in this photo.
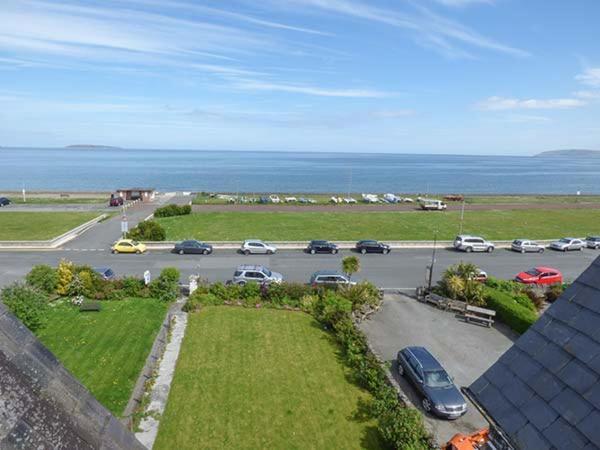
[0,245,597,289]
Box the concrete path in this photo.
[136,305,188,449]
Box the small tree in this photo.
[127,220,166,241]
[1,283,49,331]
[342,256,361,280]
[26,264,58,295]
[56,259,74,296]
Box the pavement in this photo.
[359,294,515,445]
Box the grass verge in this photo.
[158,209,600,241]
[0,212,99,240]
[10,197,106,204]
[154,307,383,450]
[36,298,168,415]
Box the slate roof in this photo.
[468,256,600,450]
[0,300,144,449]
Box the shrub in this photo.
[56,259,74,296]
[546,284,565,303]
[121,276,147,298]
[1,283,49,331]
[484,287,538,334]
[313,292,352,326]
[183,293,222,312]
[149,267,181,302]
[376,403,432,450]
[338,281,381,311]
[160,267,181,284]
[26,265,58,295]
[77,270,95,298]
[153,204,191,218]
[127,220,166,241]
[523,289,545,311]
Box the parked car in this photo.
[240,239,277,255]
[306,240,339,254]
[109,195,123,207]
[419,199,447,211]
[586,236,600,249]
[258,196,270,204]
[269,195,281,203]
[343,197,357,204]
[361,193,379,203]
[309,270,354,287]
[397,346,467,419]
[515,266,563,285]
[173,240,213,255]
[232,264,283,285]
[0,197,11,207]
[111,239,146,254]
[284,196,297,203]
[383,193,401,203]
[453,235,495,253]
[355,240,390,254]
[549,237,585,252]
[471,269,488,282]
[94,267,115,280]
[511,239,545,254]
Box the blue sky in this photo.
[0,0,599,154]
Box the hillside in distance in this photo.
[535,149,600,157]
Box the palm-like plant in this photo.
[342,256,361,280]
[444,274,465,300]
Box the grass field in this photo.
[0,212,99,240]
[194,192,600,206]
[10,197,106,204]
[154,307,382,450]
[158,209,600,241]
[36,299,167,415]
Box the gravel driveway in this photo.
[359,294,516,445]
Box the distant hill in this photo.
[65,144,121,149]
[535,149,600,157]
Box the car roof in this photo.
[236,264,267,271]
[311,240,328,244]
[244,239,263,243]
[535,266,560,272]
[403,346,444,371]
[358,239,377,243]
[312,270,343,276]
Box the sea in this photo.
[1,147,599,194]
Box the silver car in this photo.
[232,265,283,285]
[240,239,277,255]
[453,235,495,253]
[549,237,585,252]
[586,236,600,249]
[511,239,545,254]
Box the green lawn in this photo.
[158,209,600,241]
[0,212,99,240]
[154,307,382,450]
[36,299,167,415]
[10,197,106,204]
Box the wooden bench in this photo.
[423,293,450,310]
[79,301,101,312]
[464,305,495,327]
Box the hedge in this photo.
[484,287,538,334]
[154,204,191,218]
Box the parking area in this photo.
[359,293,516,445]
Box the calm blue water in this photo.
[1,147,599,194]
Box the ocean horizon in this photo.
[2,147,599,194]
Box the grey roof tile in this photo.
[546,299,582,324]
[572,284,600,314]
[498,346,523,366]
[570,310,600,345]
[576,265,600,292]
[565,333,600,365]
[503,377,535,408]
[534,342,573,375]
[538,318,577,346]
[469,375,489,395]
[583,443,600,450]
[578,410,600,444]
[531,313,552,333]
[486,362,515,389]
[584,382,600,410]
[527,371,564,402]
[550,388,593,426]
[521,394,559,431]
[590,354,600,375]
[559,359,598,395]
[495,408,528,436]
[542,417,588,450]
[515,423,553,450]
[516,329,549,357]
[512,349,543,381]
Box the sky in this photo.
[0,0,599,155]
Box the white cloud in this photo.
[232,79,394,98]
[573,90,600,100]
[434,0,493,7]
[575,68,600,87]
[478,96,586,111]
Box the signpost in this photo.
[143,270,151,286]
[121,216,128,238]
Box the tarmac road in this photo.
[0,246,597,289]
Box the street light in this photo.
[427,231,438,292]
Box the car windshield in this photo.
[559,238,571,243]
[132,241,139,245]
[526,269,541,276]
[424,370,453,388]
[105,269,114,277]
[263,268,272,277]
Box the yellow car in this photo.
[111,239,147,254]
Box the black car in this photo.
[306,240,338,254]
[0,197,11,207]
[173,240,213,255]
[397,346,467,420]
[355,240,390,254]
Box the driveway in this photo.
[359,294,516,445]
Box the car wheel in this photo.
[112,249,117,254]
[238,280,246,286]
[487,246,494,253]
[136,250,141,254]
[397,363,404,376]
[361,248,367,255]
[579,247,583,251]
[422,398,432,413]
[465,247,473,253]
[332,249,338,254]
[203,249,209,255]
[178,249,184,255]
[310,249,316,255]
[538,248,544,253]
[383,249,390,254]
[244,250,250,255]
[596,245,600,250]
[267,250,273,255]
[521,249,526,254]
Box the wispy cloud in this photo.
[272,0,528,58]
[433,0,494,7]
[477,96,585,110]
[576,68,600,87]
[231,79,395,98]
[573,90,600,100]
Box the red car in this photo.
[515,266,562,285]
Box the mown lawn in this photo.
[158,209,600,241]
[154,307,383,450]
[0,212,99,240]
[36,298,167,415]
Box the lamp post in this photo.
[459,198,465,235]
[427,231,438,292]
